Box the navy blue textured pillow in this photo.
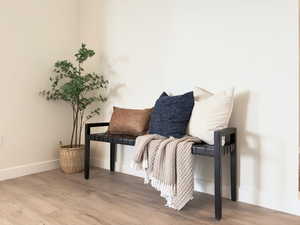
[149,91,194,138]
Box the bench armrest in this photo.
[214,127,236,137]
[85,122,110,135]
[214,128,237,153]
[86,122,110,128]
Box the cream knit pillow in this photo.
[188,87,234,145]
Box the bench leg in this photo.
[230,133,237,201]
[84,136,91,179]
[214,133,222,220]
[110,143,116,172]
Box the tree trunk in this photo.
[74,107,79,147]
[74,63,82,147]
[79,110,84,146]
[70,105,76,147]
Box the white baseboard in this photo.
[92,157,300,217]
[92,158,108,170]
[0,159,59,181]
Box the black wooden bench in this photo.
[84,122,237,220]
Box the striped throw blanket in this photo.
[131,134,201,210]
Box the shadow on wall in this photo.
[232,91,286,205]
[232,91,272,204]
[91,55,127,163]
[232,91,251,199]
[233,90,290,207]
[99,54,127,118]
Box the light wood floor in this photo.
[0,169,299,225]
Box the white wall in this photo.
[80,0,300,216]
[0,0,80,179]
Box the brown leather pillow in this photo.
[108,107,152,136]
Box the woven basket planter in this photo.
[59,145,84,174]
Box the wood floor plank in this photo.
[0,168,299,225]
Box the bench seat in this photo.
[89,133,216,156]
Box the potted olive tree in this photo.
[41,44,108,173]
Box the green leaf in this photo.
[40,43,109,146]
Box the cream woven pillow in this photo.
[187,87,234,145]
